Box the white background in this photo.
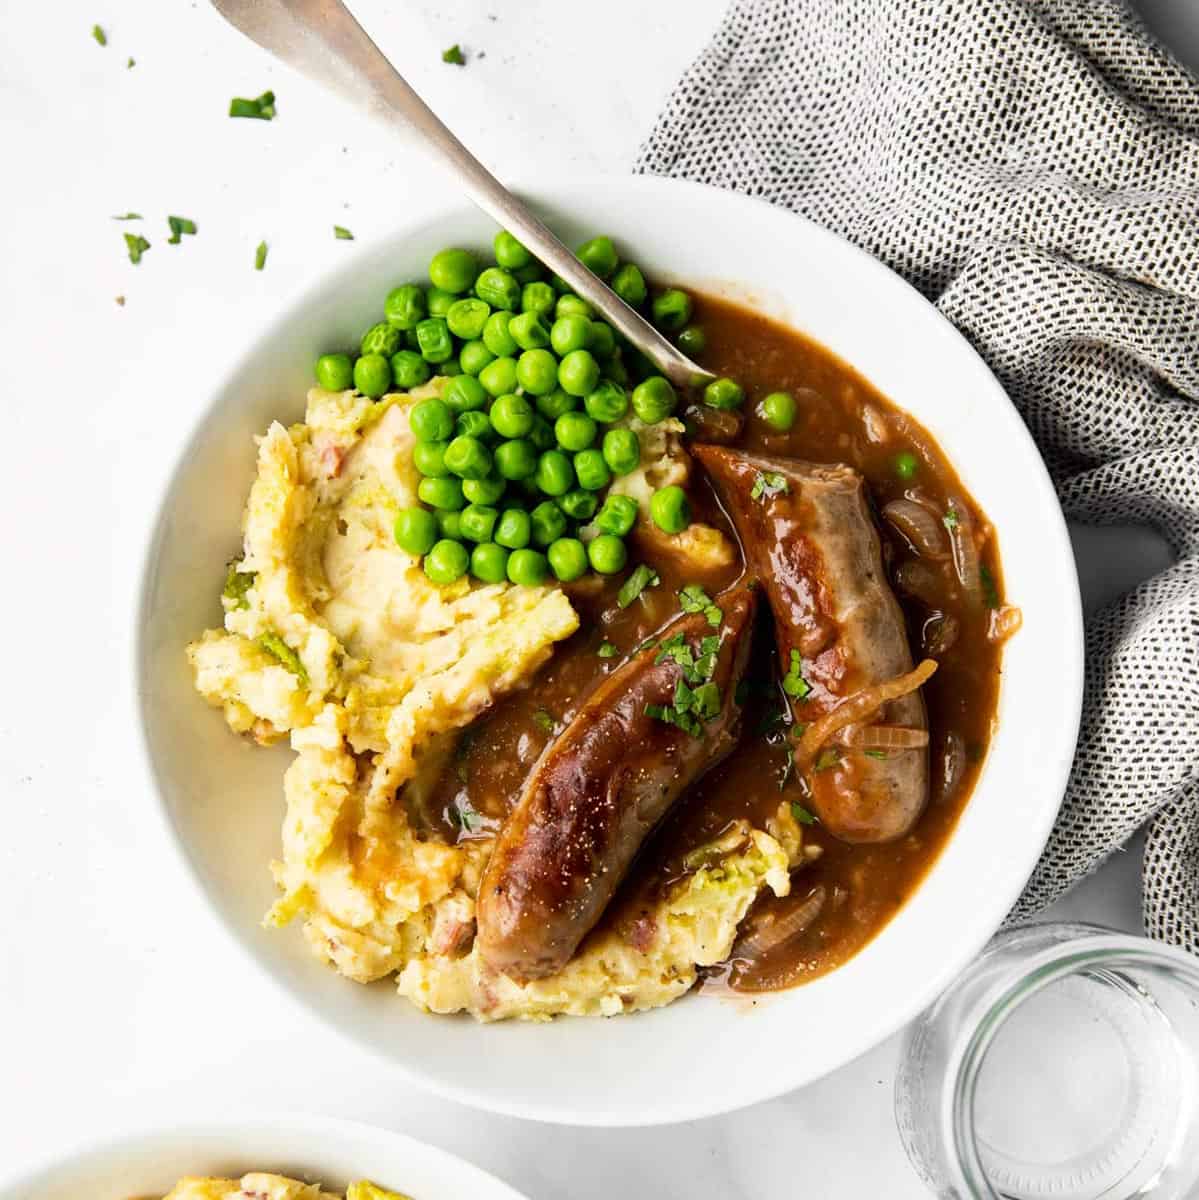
[0,1,1192,1194]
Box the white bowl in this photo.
[0,1114,528,1200]
[136,176,1083,1126]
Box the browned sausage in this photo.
[476,583,757,982]
[694,446,928,843]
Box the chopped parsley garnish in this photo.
[254,240,268,271]
[780,648,811,699]
[124,232,150,264]
[791,802,817,825]
[167,215,197,244]
[678,584,722,627]
[112,212,142,221]
[864,749,889,760]
[750,471,789,502]
[647,629,725,736]
[92,24,107,45]
[814,746,841,772]
[644,702,702,737]
[442,44,466,65]
[229,91,277,120]
[617,564,660,608]
[943,507,960,530]
[222,562,256,610]
[532,708,555,735]
[256,632,307,683]
[333,225,354,240]
[454,801,484,832]
[980,564,1000,609]
[634,637,658,654]
[597,641,618,659]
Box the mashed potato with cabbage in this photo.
[164,1173,406,1200]
[188,381,794,1021]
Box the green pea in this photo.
[536,389,577,421]
[588,321,616,361]
[604,355,631,387]
[595,493,638,537]
[584,380,628,424]
[651,288,693,332]
[495,507,532,549]
[444,435,492,480]
[894,450,920,481]
[703,377,745,411]
[576,235,618,278]
[555,293,593,320]
[758,390,797,432]
[610,262,647,308]
[446,297,491,341]
[490,393,535,439]
[415,317,454,364]
[475,266,521,311]
[507,547,549,586]
[353,353,391,398]
[440,359,463,377]
[418,475,465,511]
[574,448,611,492]
[601,427,641,476]
[516,348,560,396]
[423,538,469,585]
[479,356,519,398]
[426,287,457,318]
[411,398,454,443]
[494,438,538,481]
[482,311,519,357]
[587,533,627,576]
[436,510,463,539]
[455,410,494,442]
[470,542,510,584]
[512,261,544,285]
[459,503,499,543]
[413,439,450,477]
[494,230,533,270]
[315,353,353,391]
[429,248,478,294]
[443,374,487,414]
[530,500,568,547]
[554,411,597,452]
[535,449,574,497]
[550,314,591,357]
[391,349,431,390]
[361,321,402,357]
[558,489,598,521]
[547,537,588,582]
[631,376,677,424]
[521,281,556,319]
[509,311,550,351]
[385,283,426,330]
[558,349,600,397]
[459,340,495,377]
[650,485,690,533]
[393,507,438,556]
[528,415,555,452]
[677,325,706,356]
[462,474,507,505]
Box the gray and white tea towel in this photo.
[637,0,1199,949]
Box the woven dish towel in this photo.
[637,0,1199,949]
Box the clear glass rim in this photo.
[947,929,1199,1198]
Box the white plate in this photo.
[0,1114,528,1200]
[135,176,1083,1126]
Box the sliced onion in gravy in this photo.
[841,724,930,751]
[883,498,949,560]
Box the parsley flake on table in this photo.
[229,90,276,120]
[127,56,135,68]
[166,215,197,244]
[617,564,659,608]
[442,44,466,65]
[333,225,354,240]
[92,24,107,45]
[750,471,789,502]
[112,212,142,221]
[123,232,150,264]
[254,240,268,271]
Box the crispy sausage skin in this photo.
[694,446,928,843]
[476,583,757,982]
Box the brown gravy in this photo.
[419,292,1005,994]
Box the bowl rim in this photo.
[132,174,1085,1127]
[0,1112,529,1199]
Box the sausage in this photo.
[694,446,928,843]
[476,583,757,982]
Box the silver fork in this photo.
[210,0,715,389]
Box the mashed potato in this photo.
[163,1173,407,1200]
[188,382,795,1021]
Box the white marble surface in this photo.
[0,0,1190,1194]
